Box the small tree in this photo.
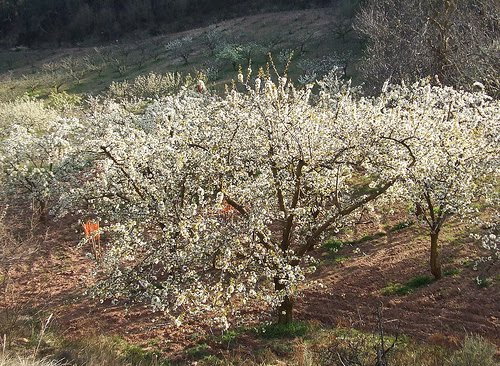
[165,36,194,65]
[0,100,82,221]
[394,80,500,279]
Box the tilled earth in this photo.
[1,209,499,358]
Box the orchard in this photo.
[1,70,498,329]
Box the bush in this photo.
[0,98,58,138]
[447,336,497,366]
[107,72,195,100]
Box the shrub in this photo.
[447,336,497,366]
[0,98,58,138]
[107,72,194,100]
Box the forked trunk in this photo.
[430,231,442,280]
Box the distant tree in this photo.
[0,99,80,221]
[164,36,194,65]
[355,0,500,96]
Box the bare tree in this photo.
[355,0,500,96]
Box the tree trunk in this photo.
[38,199,47,223]
[277,295,293,324]
[430,231,442,279]
[274,278,293,324]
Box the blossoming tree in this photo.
[393,80,500,279]
[0,100,82,221]
[70,71,421,326]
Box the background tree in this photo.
[0,98,81,221]
[355,0,500,96]
[392,80,500,279]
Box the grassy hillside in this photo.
[0,8,360,101]
[0,0,337,46]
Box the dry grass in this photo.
[0,355,60,366]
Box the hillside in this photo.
[0,7,359,101]
[2,197,499,364]
[0,0,337,46]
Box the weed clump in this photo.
[447,336,497,366]
[256,321,311,339]
[382,275,434,296]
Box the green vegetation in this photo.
[382,275,435,296]
[475,276,494,289]
[255,321,311,339]
[443,267,462,277]
[324,230,389,251]
[323,238,344,253]
[354,232,386,244]
[333,256,349,264]
[185,343,211,359]
[214,329,242,346]
[388,220,414,232]
[447,335,497,366]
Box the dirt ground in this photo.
[1,205,498,358]
[299,226,499,347]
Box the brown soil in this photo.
[1,206,499,358]
[299,225,499,347]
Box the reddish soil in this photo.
[299,226,499,347]
[1,206,499,358]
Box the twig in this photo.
[33,313,53,358]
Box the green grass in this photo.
[333,255,349,264]
[323,238,344,252]
[382,275,434,296]
[443,267,462,277]
[323,230,392,264]
[211,328,243,348]
[324,230,387,251]
[354,232,386,243]
[475,276,494,289]
[255,321,311,339]
[388,220,414,232]
[323,239,351,264]
[185,343,211,359]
